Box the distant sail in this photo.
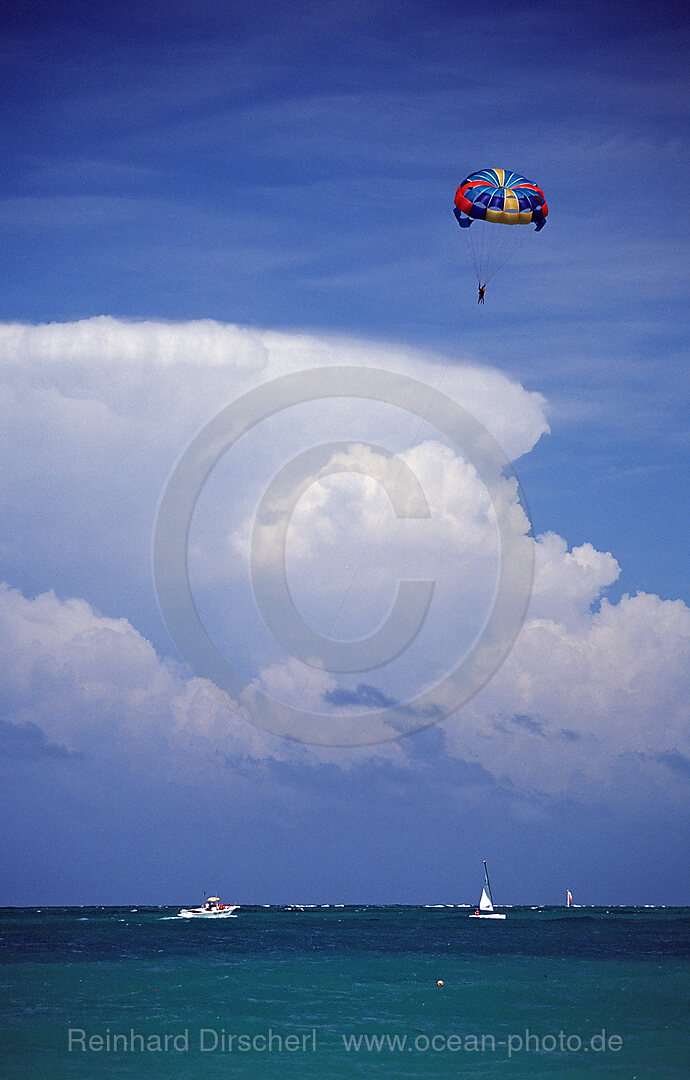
[469,860,506,919]
[480,861,495,911]
[567,890,573,907]
[479,886,493,912]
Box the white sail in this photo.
[479,887,493,912]
[469,860,506,918]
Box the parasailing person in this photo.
[453,168,548,297]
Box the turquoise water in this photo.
[1,906,688,1078]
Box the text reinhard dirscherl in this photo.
[68,1029,317,1054]
[67,1027,624,1058]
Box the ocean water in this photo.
[1,905,687,1078]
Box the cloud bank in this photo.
[0,317,687,899]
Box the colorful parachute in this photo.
[453,168,547,285]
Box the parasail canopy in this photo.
[454,168,547,229]
[453,168,548,287]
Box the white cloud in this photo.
[0,317,687,816]
[529,532,620,624]
[1,540,687,810]
[442,550,690,806]
[0,315,548,666]
[0,582,410,776]
[0,316,548,454]
[0,582,290,773]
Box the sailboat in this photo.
[468,860,506,919]
[566,890,573,907]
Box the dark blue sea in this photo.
[1,905,688,1078]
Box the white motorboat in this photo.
[468,861,506,920]
[178,896,239,918]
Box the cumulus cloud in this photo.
[529,532,621,623]
[0,316,547,639]
[228,438,508,670]
[0,316,548,454]
[442,545,690,807]
[0,317,687,822]
[0,582,293,774]
[1,541,687,811]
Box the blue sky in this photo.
[0,0,688,904]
